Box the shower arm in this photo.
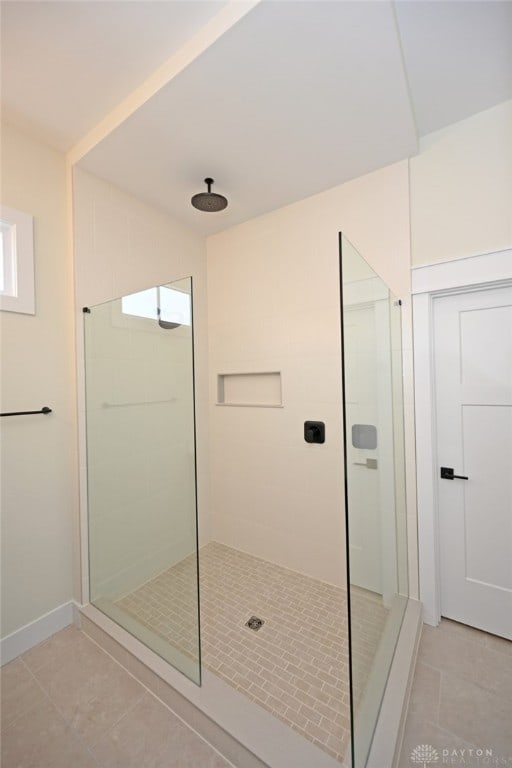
[157,286,181,330]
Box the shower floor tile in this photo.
[116,542,388,763]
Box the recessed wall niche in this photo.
[217,372,282,407]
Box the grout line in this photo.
[0,658,48,731]
[422,717,479,750]
[79,626,238,768]
[435,667,441,726]
[18,656,104,766]
[86,686,148,751]
[401,621,512,765]
[106,541,384,760]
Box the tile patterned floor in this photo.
[117,548,201,662]
[5,612,510,768]
[349,586,389,707]
[399,618,512,768]
[117,541,389,762]
[0,626,231,768]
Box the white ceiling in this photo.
[79,1,418,235]
[0,1,226,150]
[394,0,512,135]
[1,1,511,235]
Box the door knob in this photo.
[440,466,469,480]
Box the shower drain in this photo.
[245,616,264,631]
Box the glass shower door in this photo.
[84,277,201,684]
[339,236,409,767]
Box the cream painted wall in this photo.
[410,99,512,266]
[73,168,209,601]
[0,121,77,638]
[206,160,417,592]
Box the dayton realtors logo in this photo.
[411,746,508,766]
[411,745,440,767]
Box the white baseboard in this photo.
[0,601,77,665]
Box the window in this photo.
[121,285,191,326]
[0,205,35,315]
[0,220,15,295]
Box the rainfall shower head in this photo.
[191,178,228,212]
[157,310,181,330]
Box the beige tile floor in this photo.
[117,542,388,762]
[4,616,510,768]
[399,618,512,768]
[0,625,231,768]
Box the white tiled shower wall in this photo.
[206,160,412,589]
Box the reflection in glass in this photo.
[84,278,201,684]
[339,236,408,767]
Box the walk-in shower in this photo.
[80,232,410,768]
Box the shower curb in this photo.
[79,605,346,768]
[365,598,423,768]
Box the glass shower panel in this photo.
[84,277,200,684]
[339,235,408,767]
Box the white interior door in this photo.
[433,284,512,639]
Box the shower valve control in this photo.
[304,421,325,444]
